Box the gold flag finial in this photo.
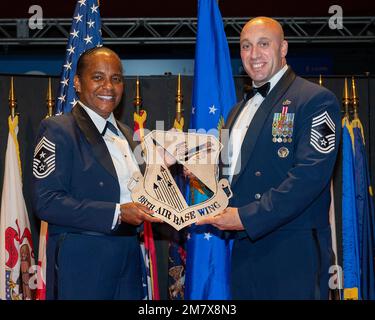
[46,77,55,118]
[175,74,183,124]
[133,77,147,151]
[9,76,17,119]
[351,76,359,119]
[133,76,142,114]
[319,74,323,86]
[343,78,350,117]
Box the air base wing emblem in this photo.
[310,111,336,154]
[33,136,56,179]
[128,130,232,230]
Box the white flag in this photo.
[0,115,36,300]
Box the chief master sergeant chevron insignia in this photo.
[33,136,56,179]
[310,111,336,154]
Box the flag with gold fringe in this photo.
[0,115,36,300]
[342,116,360,300]
[352,117,375,299]
[184,0,236,299]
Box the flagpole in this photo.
[174,74,184,131]
[351,77,359,120]
[133,77,147,151]
[46,77,54,118]
[134,76,141,115]
[9,77,17,120]
[8,76,22,176]
[343,78,351,119]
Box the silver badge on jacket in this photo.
[277,146,289,158]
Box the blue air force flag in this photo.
[185,0,236,300]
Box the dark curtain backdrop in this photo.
[0,74,374,299]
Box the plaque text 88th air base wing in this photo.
[128,130,232,230]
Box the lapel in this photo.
[219,100,248,180]
[116,121,146,174]
[230,68,296,187]
[225,100,248,132]
[72,104,118,179]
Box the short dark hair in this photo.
[76,46,123,77]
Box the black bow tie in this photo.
[245,82,270,101]
[102,121,119,136]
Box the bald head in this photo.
[242,17,284,42]
[240,16,288,86]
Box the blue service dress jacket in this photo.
[32,104,145,299]
[225,68,341,299]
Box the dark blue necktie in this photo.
[102,121,119,136]
[245,82,270,101]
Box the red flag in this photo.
[133,83,160,300]
[35,221,48,300]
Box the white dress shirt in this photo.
[228,65,289,183]
[79,102,140,229]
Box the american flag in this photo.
[55,0,103,114]
[34,0,102,300]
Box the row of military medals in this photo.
[272,103,294,143]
